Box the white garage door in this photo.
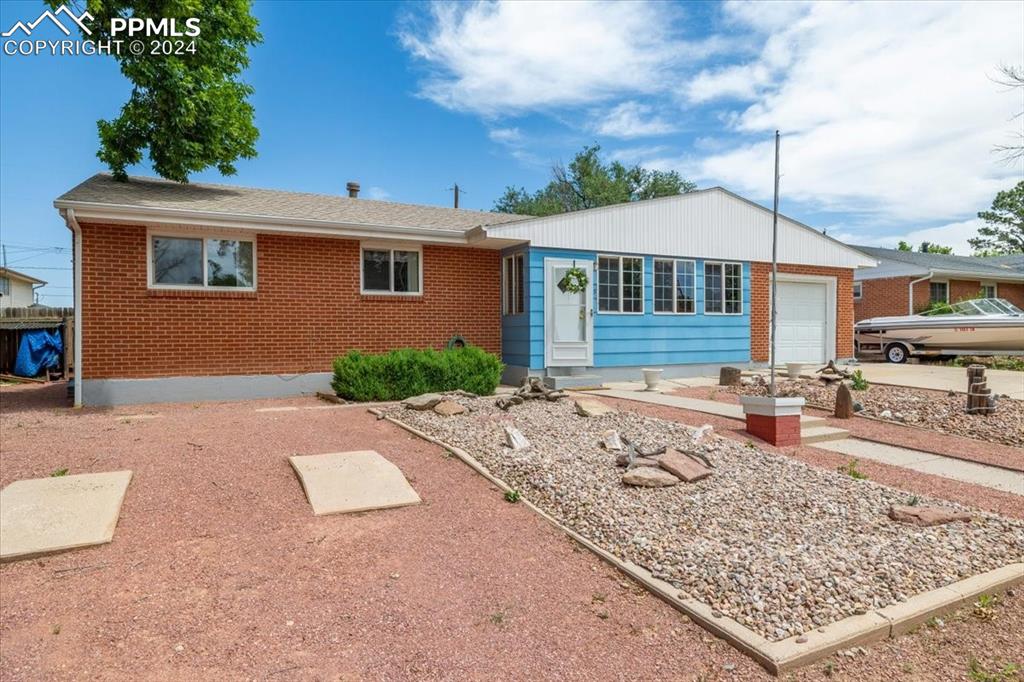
[775,281,828,364]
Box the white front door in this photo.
[544,258,594,367]
[775,280,829,364]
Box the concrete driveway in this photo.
[847,362,1024,400]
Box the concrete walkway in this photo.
[588,388,849,443]
[815,439,1024,496]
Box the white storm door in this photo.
[544,258,594,367]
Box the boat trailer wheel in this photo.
[885,343,909,364]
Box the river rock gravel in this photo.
[732,377,1024,447]
[384,396,1024,642]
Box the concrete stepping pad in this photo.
[289,451,421,516]
[0,471,133,562]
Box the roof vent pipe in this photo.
[346,181,360,198]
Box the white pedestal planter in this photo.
[641,368,664,392]
[739,395,805,446]
[786,363,805,379]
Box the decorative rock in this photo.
[621,467,679,487]
[658,449,712,483]
[574,399,616,417]
[834,383,855,419]
[879,409,893,419]
[614,452,631,467]
[503,425,531,451]
[627,456,662,469]
[719,366,742,386]
[433,400,467,417]
[888,505,972,527]
[402,393,442,410]
[853,401,864,413]
[600,429,623,452]
[692,424,714,443]
[495,395,525,411]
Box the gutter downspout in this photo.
[908,271,932,315]
[66,208,83,408]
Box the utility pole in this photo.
[770,130,781,398]
[449,183,464,209]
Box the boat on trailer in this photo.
[854,298,1024,363]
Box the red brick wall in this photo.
[855,276,1024,321]
[80,222,501,379]
[750,263,854,362]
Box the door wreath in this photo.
[558,266,589,294]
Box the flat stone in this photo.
[402,393,442,410]
[658,449,712,483]
[433,400,467,417]
[289,451,420,516]
[574,399,616,417]
[888,505,972,527]
[622,467,679,487]
[1,471,133,562]
[628,456,663,469]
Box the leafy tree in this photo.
[896,241,913,251]
[48,0,262,182]
[493,145,696,216]
[970,181,1024,255]
[918,241,953,254]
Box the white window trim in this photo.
[652,257,697,315]
[929,279,949,303]
[359,241,424,296]
[146,227,257,291]
[703,260,743,316]
[502,252,525,316]
[852,282,863,300]
[596,254,645,315]
[980,281,998,298]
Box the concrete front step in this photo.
[544,374,605,390]
[801,425,850,444]
[799,415,828,427]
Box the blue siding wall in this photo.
[505,246,751,371]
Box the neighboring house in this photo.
[54,174,875,406]
[850,246,1024,321]
[0,267,45,309]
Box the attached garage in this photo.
[772,275,837,364]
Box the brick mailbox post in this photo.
[739,395,805,447]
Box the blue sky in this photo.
[1,0,1021,305]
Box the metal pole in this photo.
[770,131,780,397]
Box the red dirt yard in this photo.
[1,383,1021,681]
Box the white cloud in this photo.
[487,126,542,165]
[365,186,391,201]
[843,218,986,256]
[690,1,1023,224]
[594,101,676,138]
[488,127,522,144]
[398,1,706,116]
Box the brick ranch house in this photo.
[850,246,1024,321]
[55,174,875,406]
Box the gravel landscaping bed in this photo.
[384,396,1024,643]
[730,378,1024,447]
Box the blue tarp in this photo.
[13,328,63,377]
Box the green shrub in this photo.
[850,369,869,391]
[331,346,504,401]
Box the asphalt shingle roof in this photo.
[850,245,1023,277]
[56,174,530,232]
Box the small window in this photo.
[705,262,743,315]
[151,235,254,288]
[654,258,696,314]
[980,283,997,299]
[503,253,525,315]
[362,247,421,294]
[0,276,10,297]
[852,282,863,300]
[597,255,644,313]
[929,281,948,304]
